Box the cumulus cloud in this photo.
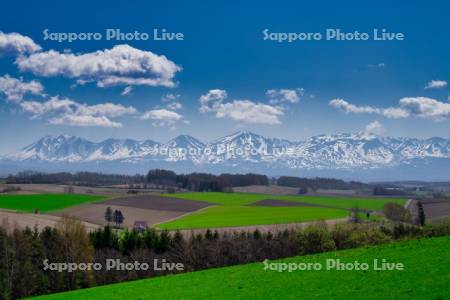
[76,102,136,118]
[161,93,180,102]
[0,32,41,55]
[266,88,303,104]
[329,98,380,114]
[199,89,283,124]
[16,44,181,88]
[398,97,450,120]
[20,97,75,116]
[330,96,450,121]
[0,75,44,102]
[20,96,136,128]
[166,102,182,110]
[121,86,133,96]
[141,109,182,121]
[364,121,385,135]
[141,108,184,128]
[199,89,227,112]
[49,114,123,128]
[425,80,447,89]
[216,100,283,124]
[381,107,410,119]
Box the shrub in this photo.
[330,224,355,249]
[297,224,336,254]
[384,203,412,223]
[422,218,450,237]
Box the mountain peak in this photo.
[167,135,205,148]
[216,130,263,142]
[4,132,450,175]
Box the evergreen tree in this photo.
[417,201,426,226]
[113,210,124,228]
[104,207,113,225]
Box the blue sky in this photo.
[0,0,449,154]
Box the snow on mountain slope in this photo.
[4,131,450,170]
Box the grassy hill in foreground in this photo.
[34,236,450,299]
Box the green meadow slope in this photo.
[159,205,348,229]
[33,236,450,299]
[158,192,404,229]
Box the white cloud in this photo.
[330,96,450,121]
[398,97,450,120]
[364,121,385,135]
[49,114,123,128]
[141,108,184,128]
[0,75,44,102]
[381,107,410,119]
[16,44,181,88]
[266,88,303,104]
[215,100,283,124]
[20,97,75,116]
[19,96,136,127]
[329,98,380,114]
[141,108,182,121]
[200,89,283,124]
[166,102,183,110]
[161,93,180,102]
[76,102,136,117]
[199,89,227,112]
[425,80,447,89]
[368,63,385,69]
[121,86,133,96]
[0,32,41,55]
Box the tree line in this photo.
[6,170,269,192]
[277,176,370,191]
[1,216,449,299]
[146,169,269,192]
[6,171,145,186]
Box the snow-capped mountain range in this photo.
[2,131,450,179]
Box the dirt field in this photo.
[52,203,188,228]
[0,209,99,232]
[406,198,450,221]
[419,199,450,220]
[6,183,168,196]
[7,184,130,195]
[100,195,213,212]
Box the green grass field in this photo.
[33,236,450,299]
[0,194,106,212]
[158,192,404,229]
[159,205,349,229]
[164,192,405,210]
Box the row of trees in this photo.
[146,169,269,192]
[6,170,269,192]
[277,176,369,191]
[6,171,145,186]
[1,216,449,299]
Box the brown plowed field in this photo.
[52,204,188,228]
